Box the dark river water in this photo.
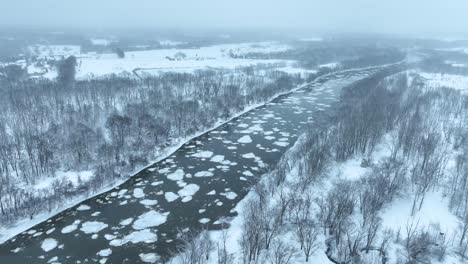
[0,66,386,263]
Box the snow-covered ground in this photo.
[417,71,468,94]
[18,42,296,79]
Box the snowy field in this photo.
[18,42,302,79]
[417,71,468,94]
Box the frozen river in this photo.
[0,65,392,263]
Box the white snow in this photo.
[34,171,94,190]
[381,191,460,236]
[90,39,114,46]
[418,72,468,94]
[133,210,168,230]
[319,62,340,69]
[41,238,58,252]
[80,221,108,234]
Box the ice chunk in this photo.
[133,210,168,230]
[167,169,184,181]
[139,253,160,263]
[237,135,252,143]
[165,192,179,202]
[194,171,214,177]
[41,238,58,252]
[80,221,108,234]
[133,188,145,198]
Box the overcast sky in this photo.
[2,0,468,35]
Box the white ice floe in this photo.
[133,210,168,230]
[241,153,256,159]
[97,248,112,257]
[41,238,58,252]
[199,218,210,224]
[167,169,185,181]
[140,199,158,206]
[61,220,80,234]
[80,221,108,234]
[222,192,238,200]
[242,171,254,177]
[194,171,214,177]
[237,135,252,143]
[110,229,157,246]
[177,184,200,198]
[273,141,289,147]
[119,218,133,226]
[165,192,179,202]
[192,151,214,159]
[133,188,145,198]
[139,253,160,263]
[210,155,225,163]
[76,204,91,211]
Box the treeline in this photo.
[169,66,468,263]
[0,66,299,224]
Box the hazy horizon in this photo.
[2,0,468,37]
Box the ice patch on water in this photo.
[80,221,108,234]
[61,220,80,234]
[273,141,289,147]
[167,169,184,181]
[41,238,58,252]
[210,155,225,163]
[97,248,112,257]
[237,135,252,143]
[194,171,214,177]
[242,171,254,177]
[222,192,238,200]
[178,184,200,198]
[165,192,179,202]
[199,218,210,224]
[119,218,133,226]
[110,229,157,246]
[77,204,91,211]
[242,153,256,159]
[133,188,145,198]
[140,199,158,206]
[139,253,160,263]
[133,210,168,230]
[192,151,213,159]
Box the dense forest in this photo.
[0,61,300,224]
